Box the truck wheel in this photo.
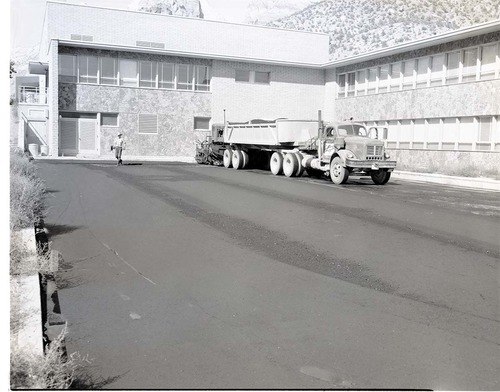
[330,156,349,184]
[241,151,249,169]
[232,150,244,170]
[223,149,232,168]
[371,170,391,185]
[270,152,283,175]
[283,153,298,177]
[295,153,305,177]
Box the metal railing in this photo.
[18,86,47,105]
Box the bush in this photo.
[10,329,86,389]
[10,148,46,230]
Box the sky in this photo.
[10,0,253,53]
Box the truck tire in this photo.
[241,151,249,169]
[232,150,244,169]
[371,170,391,185]
[223,149,232,168]
[295,153,305,177]
[283,153,298,177]
[270,152,284,175]
[330,156,349,184]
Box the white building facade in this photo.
[17,1,500,176]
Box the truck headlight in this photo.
[384,152,390,159]
[347,152,354,159]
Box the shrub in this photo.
[10,328,87,389]
[10,231,52,275]
[10,148,46,230]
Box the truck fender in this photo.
[330,150,352,166]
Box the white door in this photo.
[60,118,78,156]
[60,117,98,156]
[78,118,98,155]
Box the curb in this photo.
[14,226,66,359]
[393,171,500,192]
[14,228,44,357]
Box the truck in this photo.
[195,113,397,185]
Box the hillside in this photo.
[135,0,203,17]
[244,0,319,24]
[267,0,500,60]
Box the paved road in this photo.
[37,162,500,390]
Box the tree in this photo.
[10,60,16,79]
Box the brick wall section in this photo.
[45,2,328,65]
[211,60,325,123]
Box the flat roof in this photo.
[45,0,328,37]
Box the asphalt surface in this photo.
[37,161,500,390]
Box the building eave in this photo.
[323,19,500,69]
[57,40,325,68]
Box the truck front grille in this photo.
[366,145,384,160]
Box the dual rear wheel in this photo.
[224,149,249,170]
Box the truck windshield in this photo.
[337,124,367,136]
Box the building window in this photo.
[399,120,413,147]
[195,66,210,91]
[139,61,157,88]
[367,68,377,94]
[346,72,355,96]
[389,62,401,91]
[101,113,118,126]
[59,54,77,83]
[138,114,158,134]
[378,65,389,93]
[416,57,429,88]
[194,117,210,131]
[462,48,478,83]
[177,64,194,90]
[120,59,138,87]
[426,119,441,149]
[100,57,118,85]
[254,71,270,84]
[235,70,270,84]
[337,74,346,98]
[402,60,415,90]
[480,44,497,80]
[446,51,460,84]
[78,55,98,84]
[430,54,445,87]
[159,63,175,89]
[235,69,251,82]
[356,70,366,96]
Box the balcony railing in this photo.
[18,86,47,105]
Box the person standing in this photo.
[112,133,125,165]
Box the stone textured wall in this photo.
[389,149,500,178]
[59,84,211,157]
[334,80,500,121]
[211,60,325,124]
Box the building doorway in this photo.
[59,113,99,156]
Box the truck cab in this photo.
[321,122,397,184]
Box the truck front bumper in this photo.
[345,159,397,170]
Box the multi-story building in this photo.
[16,1,500,176]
